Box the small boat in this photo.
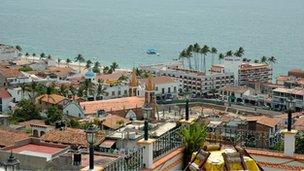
[146,49,159,56]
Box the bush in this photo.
[19,66,33,72]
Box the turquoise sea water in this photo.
[0,0,304,77]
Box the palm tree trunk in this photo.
[204,55,206,73]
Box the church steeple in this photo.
[144,74,156,120]
[129,68,139,96]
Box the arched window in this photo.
[33,130,39,137]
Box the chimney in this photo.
[282,129,298,156]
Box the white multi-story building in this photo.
[272,87,304,111]
[142,64,234,96]
[0,44,19,59]
[238,63,272,86]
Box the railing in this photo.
[103,147,144,171]
[152,126,184,160]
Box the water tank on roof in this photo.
[85,69,96,79]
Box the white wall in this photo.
[1,97,12,113]
[104,85,129,99]
[63,102,84,118]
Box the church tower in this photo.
[129,68,139,96]
[144,75,156,120]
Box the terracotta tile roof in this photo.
[0,128,29,147]
[102,114,131,130]
[36,94,67,104]
[80,97,145,115]
[41,128,105,147]
[95,71,127,82]
[0,67,22,78]
[46,66,76,77]
[0,88,11,98]
[18,119,54,129]
[245,116,281,127]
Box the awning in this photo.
[99,140,116,148]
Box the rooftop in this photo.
[245,116,281,127]
[36,94,67,105]
[0,88,11,98]
[0,129,29,148]
[102,114,131,130]
[41,128,105,147]
[80,96,145,115]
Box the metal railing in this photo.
[152,126,184,160]
[103,147,144,171]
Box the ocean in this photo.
[0,0,304,77]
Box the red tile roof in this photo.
[41,128,104,147]
[0,129,29,147]
[8,144,65,155]
[0,88,11,98]
[36,94,67,104]
[245,116,281,127]
[80,97,145,115]
[150,76,177,85]
[0,67,22,78]
[102,114,131,130]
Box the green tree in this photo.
[45,106,62,125]
[254,59,259,63]
[210,47,217,65]
[25,53,29,57]
[218,53,225,64]
[110,62,119,72]
[200,45,210,73]
[103,66,110,74]
[86,60,93,69]
[47,54,52,60]
[181,123,207,168]
[74,54,85,73]
[92,61,101,73]
[15,45,22,52]
[179,49,188,69]
[12,99,41,122]
[40,53,46,59]
[187,45,194,69]
[66,58,71,67]
[261,56,268,63]
[225,50,233,57]
[193,43,200,70]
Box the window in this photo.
[124,90,127,95]
[168,87,171,93]
[155,86,158,91]
[112,91,115,96]
[162,88,165,94]
[118,90,121,96]
[174,86,177,92]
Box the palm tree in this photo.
[32,53,36,63]
[66,58,71,68]
[96,80,106,100]
[74,54,85,73]
[15,45,22,52]
[57,58,61,67]
[193,43,200,70]
[47,55,52,60]
[25,53,29,57]
[187,45,194,69]
[225,50,233,57]
[103,66,110,74]
[179,49,188,68]
[86,60,93,69]
[40,53,46,59]
[254,59,259,63]
[210,47,217,65]
[180,123,207,169]
[268,56,277,70]
[261,56,268,63]
[110,62,119,72]
[234,47,245,58]
[200,45,210,73]
[93,61,101,73]
[218,53,225,64]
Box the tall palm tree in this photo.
[261,56,268,63]
[103,66,110,74]
[225,50,233,57]
[40,53,45,59]
[86,60,93,69]
[179,49,188,68]
[66,58,71,68]
[47,55,52,60]
[15,45,22,52]
[74,54,85,73]
[268,56,277,69]
[235,47,244,57]
[25,53,29,57]
[57,58,61,67]
[110,62,119,72]
[32,53,36,63]
[93,61,101,73]
[254,59,259,63]
[210,47,217,65]
[200,45,210,73]
[193,43,200,70]
[96,79,106,100]
[218,53,225,64]
[187,45,194,69]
